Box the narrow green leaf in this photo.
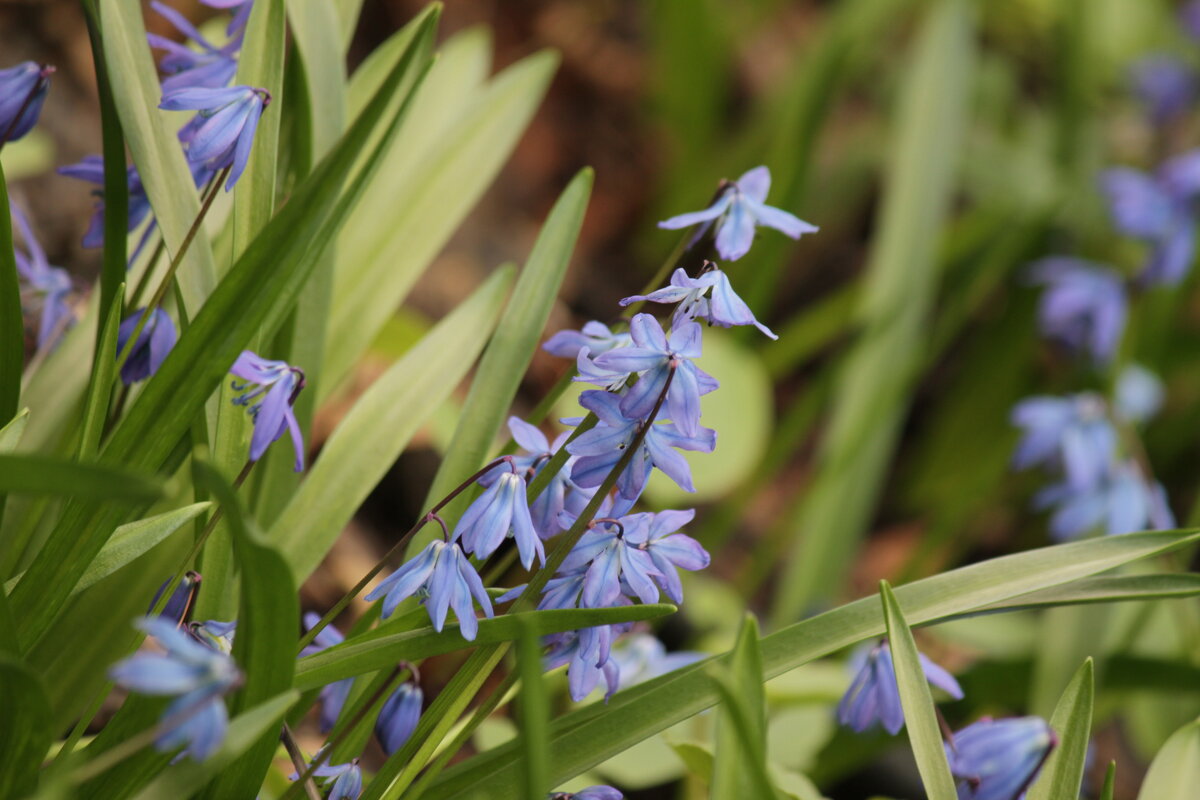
[880,581,956,799]
[966,573,1200,614]
[772,0,976,623]
[712,613,767,798]
[132,691,300,800]
[268,266,511,582]
[295,604,677,690]
[0,454,162,502]
[0,655,53,798]
[99,0,217,311]
[1027,658,1093,800]
[287,0,347,158]
[1100,761,1116,800]
[419,167,592,535]
[707,666,782,800]
[516,617,550,799]
[1136,718,1200,800]
[0,163,22,427]
[429,530,1200,799]
[78,284,124,460]
[0,408,28,452]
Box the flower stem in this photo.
[280,723,323,800]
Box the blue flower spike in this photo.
[1028,258,1127,364]
[364,540,494,640]
[946,716,1056,800]
[300,612,354,732]
[454,460,544,567]
[658,166,817,261]
[375,681,423,756]
[116,308,177,384]
[837,639,963,735]
[620,264,777,339]
[228,350,306,471]
[10,204,73,348]
[109,617,241,761]
[0,61,53,144]
[160,85,270,190]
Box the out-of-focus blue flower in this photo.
[454,463,543,568]
[150,572,200,625]
[1115,363,1165,424]
[229,350,305,470]
[192,620,236,654]
[622,510,709,603]
[161,85,269,190]
[567,390,716,501]
[0,61,53,143]
[544,320,631,359]
[148,1,239,93]
[364,540,494,640]
[837,640,963,735]
[593,314,718,437]
[549,787,624,800]
[1131,55,1196,124]
[375,682,422,756]
[558,519,662,608]
[544,624,623,701]
[1035,461,1175,540]
[1183,1,1200,40]
[109,617,240,761]
[1010,394,1115,489]
[298,757,363,800]
[300,612,353,732]
[620,265,776,339]
[116,308,177,384]
[10,204,73,348]
[946,716,1056,800]
[482,418,574,539]
[658,166,818,261]
[608,633,703,689]
[1027,258,1126,363]
[201,0,254,39]
[58,156,154,251]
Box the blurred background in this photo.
[5,0,1200,797]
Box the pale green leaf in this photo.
[1136,718,1200,800]
[712,613,768,799]
[1027,658,1094,800]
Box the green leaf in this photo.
[0,163,22,428]
[880,581,956,800]
[712,613,772,799]
[1100,761,1116,800]
[516,617,550,799]
[772,0,977,623]
[295,604,677,690]
[268,266,513,582]
[77,284,124,460]
[0,454,163,502]
[99,0,217,312]
[0,408,28,452]
[192,461,298,797]
[0,655,53,798]
[131,691,300,800]
[1027,658,1093,800]
[287,0,347,158]
[966,573,1200,614]
[419,167,592,533]
[429,529,1200,798]
[1136,718,1200,800]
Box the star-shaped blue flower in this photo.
[620,265,777,339]
[1010,394,1115,489]
[543,320,631,360]
[148,1,239,94]
[1034,461,1174,540]
[622,509,710,604]
[229,350,306,471]
[58,155,155,251]
[11,204,73,349]
[837,640,962,735]
[364,540,494,640]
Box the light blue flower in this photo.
[1010,394,1115,490]
[622,509,709,604]
[58,156,155,250]
[375,682,422,756]
[1034,461,1175,540]
[543,320,631,359]
[300,612,353,732]
[658,166,817,261]
[481,418,574,539]
[293,756,363,800]
[147,1,239,93]
[558,519,662,608]
[229,350,306,471]
[1027,258,1126,364]
[161,85,270,190]
[608,633,703,690]
[116,308,177,385]
[1114,363,1165,424]
[364,540,494,640]
[549,787,623,800]
[1130,55,1196,124]
[593,313,718,437]
[0,61,53,143]
[619,265,776,339]
[454,463,544,568]
[544,624,623,701]
[837,640,962,735]
[109,617,240,761]
[946,716,1056,800]
[192,620,236,654]
[10,204,73,348]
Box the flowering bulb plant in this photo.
[3,2,1199,800]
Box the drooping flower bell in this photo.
[160,85,270,190]
[658,166,817,261]
[291,754,363,800]
[228,350,306,471]
[482,417,575,539]
[837,640,962,735]
[116,307,177,384]
[543,320,631,360]
[0,61,53,144]
[364,540,494,640]
[454,461,544,568]
[10,204,73,349]
[620,264,777,339]
[375,682,422,756]
[946,716,1056,800]
[1027,258,1127,364]
[1114,363,1165,424]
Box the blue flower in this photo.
[593,314,718,437]
[1130,55,1196,125]
[109,617,240,761]
[228,350,306,470]
[558,520,662,608]
[148,1,239,93]
[567,390,716,501]
[364,540,494,640]
[149,572,200,625]
[193,620,236,654]
[1027,258,1126,364]
[160,85,270,190]
[1183,0,1200,40]
[300,612,353,732]
[544,624,623,701]
[1010,394,1115,489]
[946,716,1056,800]
[620,265,777,339]
[58,155,154,250]
[658,166,817,261]
[375,682,422,756]
[10,204,73,348]
[1115,363,1165,424]
[608,633,703,689]
[116,308,177,384]
[0,61,53,143]
[482,418,574,539]
[622,509,709,604]
[1035,461,1175,540]
[837,640,963,735]
[549,787,623,800]
[454,463,544,568]
[200,0,254,39]
[307,758,363,800]
[543,320,631,359]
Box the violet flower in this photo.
[364,540,494,640]
[621,509,709,604]
[300,612,353,732]
[543,320,631,359]
[1027,258,1126,364]
[837,640,962,735]
[116,308,177,384]
[11,204,73,348]
[454,463,544,568]
[0,61,53,143]
[1010,394,1115,490]
[375,682,422,756]
[946,716,1056,800]
[481,418,574,539]
[228,350,305,470]
[544,625,623,702]
[1034,461,1175,540]
[1130,55,1196,125]
[161,85,270,190]
[58,155,154,251]
[148,1,239,93]
[620,265,776,339]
